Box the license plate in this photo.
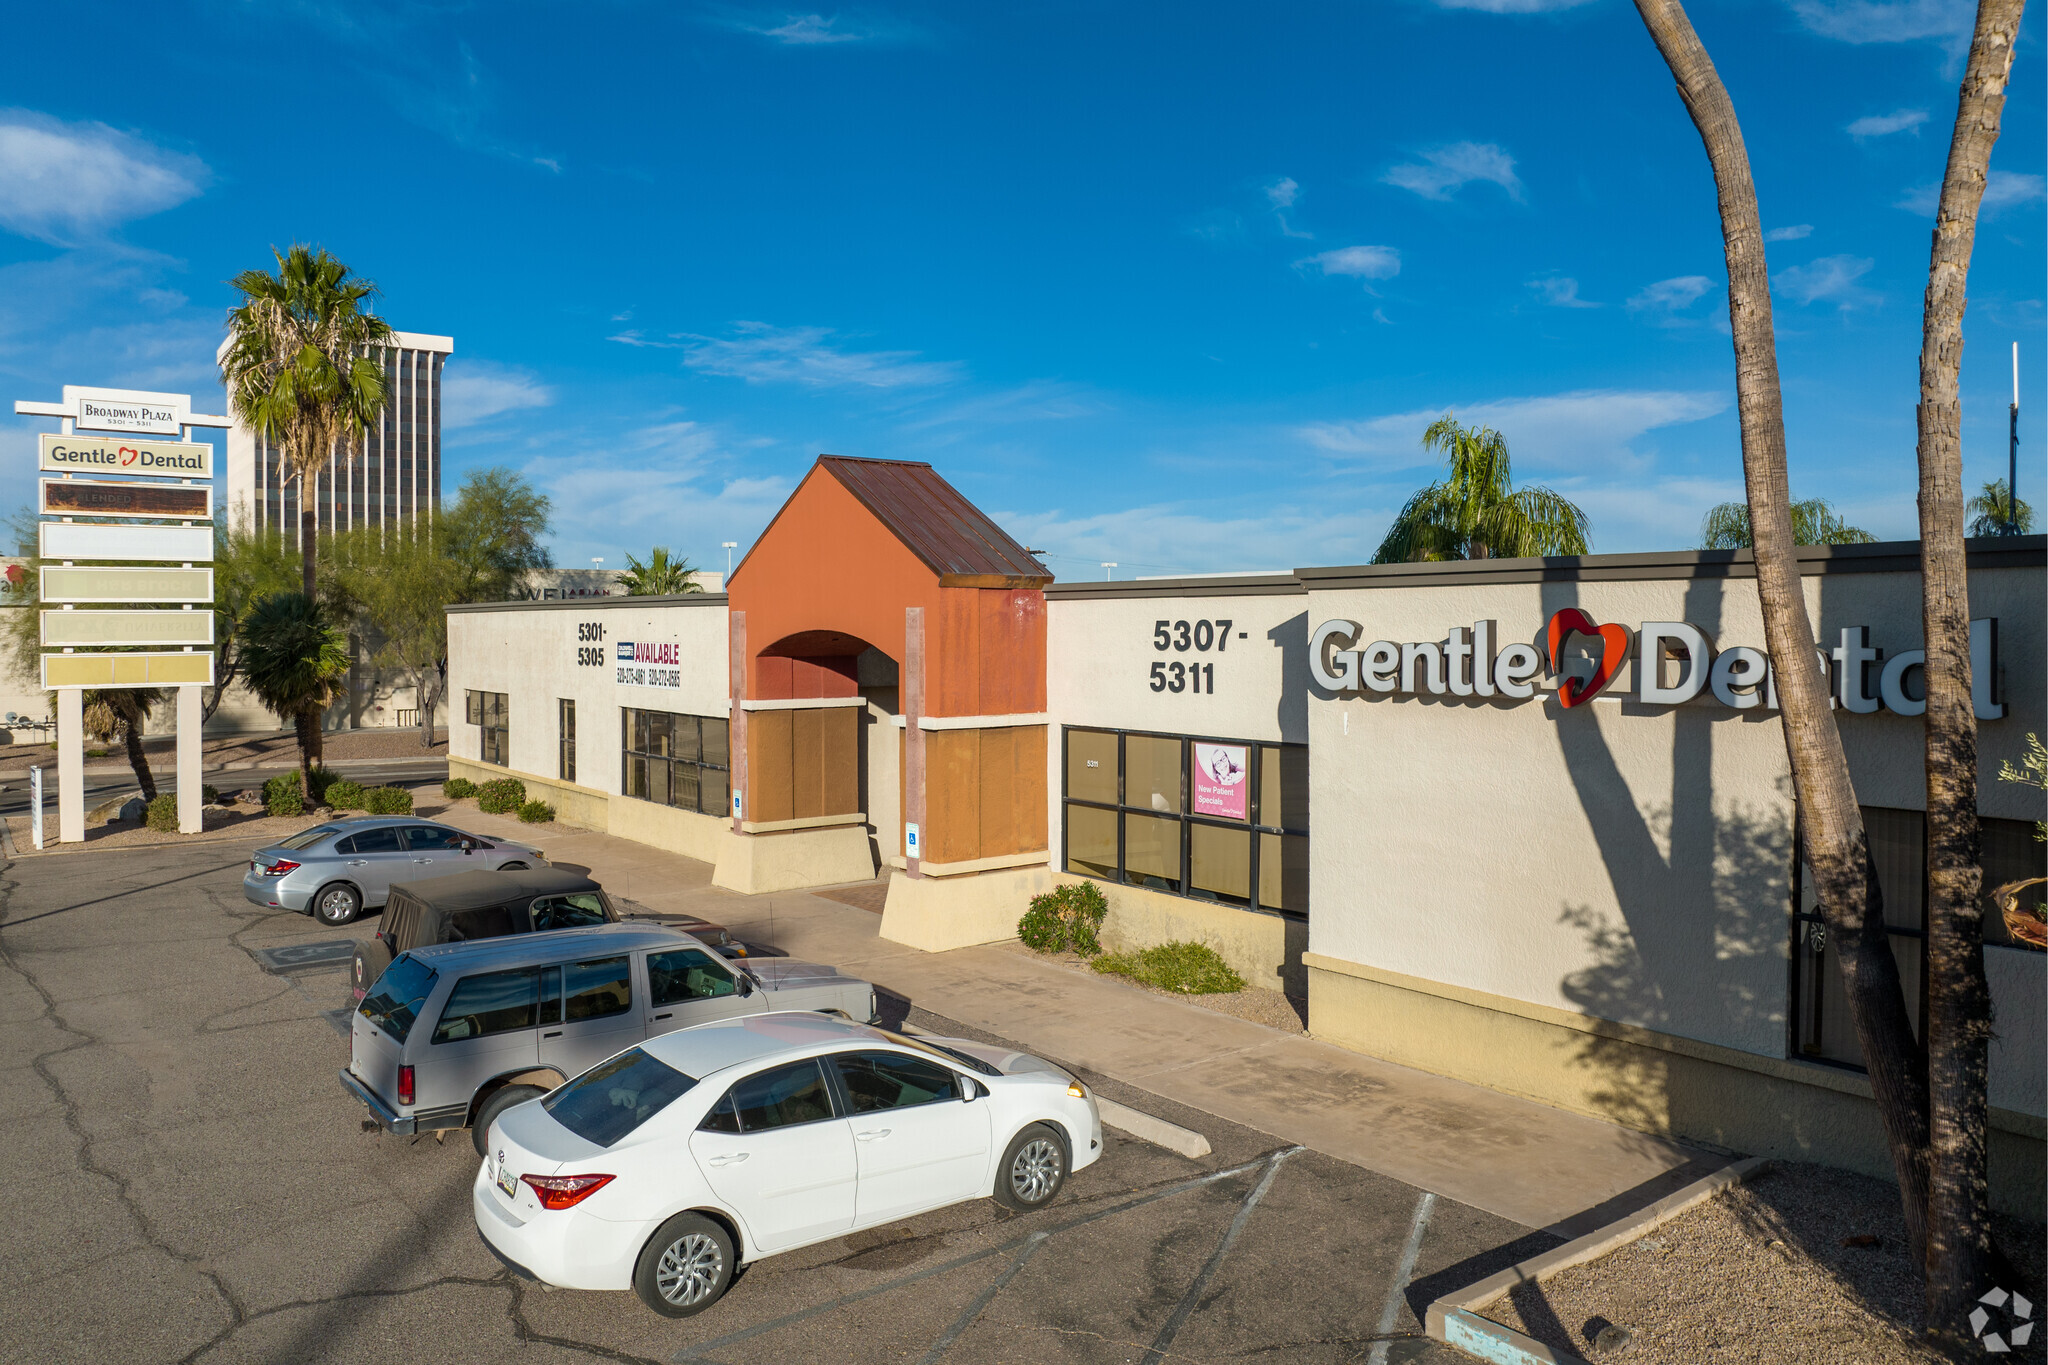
[495,1155,518,1199]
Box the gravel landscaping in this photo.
[1491,1162,2046,1364]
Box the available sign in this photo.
[70,388,187,435]
[1192,742,1249,820]
[40,433,213,478]
[615,639,682,690]
[1310,610,2006,720]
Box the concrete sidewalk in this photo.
[429,801,1722,1236]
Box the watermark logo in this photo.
[1972,1286,2034,1354]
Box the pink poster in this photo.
[1191,743,1249,820]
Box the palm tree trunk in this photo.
[294,706,318,787]
[1629,0,1934,1259]
[1917,0,2024,1336]
[120,702,158,803]
[301,505,317,599]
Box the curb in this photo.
[1095,1096,1212,1159]
[1426,1156,1769,1365]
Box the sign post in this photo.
[30,765,44,851]
[15,385,230,841]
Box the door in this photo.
[400,823,476,875]
[688,1059,856,1252]
[643,945,755,1038]
[420,967,542,1113]
[536,953,641,1079]
[336,826,412,906]
[831,1050,991,1226]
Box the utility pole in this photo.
[1101,562,1117,581]
[2010,342,2020,534]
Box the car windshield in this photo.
[874,1029,1003,1077]
[543,1048,698,1147]
[357,956,437,1044]
[274,825,342,851]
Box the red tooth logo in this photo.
[119,446,139,466]
[1547,608,1632,708]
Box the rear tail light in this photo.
[521,1173,615,1210]
[397,1065,415,1106]
[262,859,300,877]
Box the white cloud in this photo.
[1000,501,1383,580]
[1572,478,1748,549]
[1774,254,1879,308]
[1300,245,1402,280]
[1848,108,1928,138]
[1296,388,1728,472]
[750,13,865,43]
[1264,177,1300,210]
[679,322,963,388]
[1764,224,1814,243]
[1430,0,1599,10]
[1529,275,1599,308]
[1382,142,1524,202]
[1896,170,2047,216]
[442,361,555,430]
[0,110,208,246]
[1788,0,1974,44]
[1626,275,1716,313]
[897,381,1102,435]
[1184,208,1246,244]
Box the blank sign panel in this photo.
[41,609,215,647]
[38,522,214,563]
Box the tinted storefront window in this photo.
[1061,727,1309,917]
[467,690,508,766]
[622,708,731,817]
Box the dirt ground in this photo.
[1492,1162,2047,1364]
[0,726,446,775]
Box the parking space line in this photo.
[1365,1190,1436,1365]
[1140,1145,1301,1364]
[915,1230,1050,1364]
[671,1151,1286,1362]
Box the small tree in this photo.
[1699,496,1876,549]
[208,516,300,723]
[618,547,703,596]
[442,468,554,604]
[83,689,165,802]
[337,526,454,750]
[1966,479,2034,536]
[239,593,349,781]
[1373,416,1590,563]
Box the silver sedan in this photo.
[245,818,548,926]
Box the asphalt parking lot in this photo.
[2,838,1558,1365]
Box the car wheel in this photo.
[498,861,528,872]
[994,1123,1068,1211]
[313,883,362,927]
[470,1084,547,1157]
[633,1212,735,1318]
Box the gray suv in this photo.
[341,923,880,1154]
[245,818,547,926]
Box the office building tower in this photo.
[222,330,454,540]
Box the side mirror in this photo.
[737,975,754,998]
[960,1077,982,1103]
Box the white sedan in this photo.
[472,1011,1103,1316]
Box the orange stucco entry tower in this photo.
[724,457,1051,890]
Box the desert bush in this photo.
[263,773,304,817]
[476,777,527,814]
[1090,941,1244,995]
[304,766,342,804]
[325,779,367,810]
[1017,882,1110,956]
[146,792,180,832]
[202,784,220,804]
[364,786,414,814]
[442,777,477,800]
[516,799,555,824]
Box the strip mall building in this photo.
[449,456,2046,1211]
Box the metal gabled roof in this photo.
[813,456,1052,586]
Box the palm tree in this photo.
[1372,416,1590,563]
[83,690,165,803]
[239,593,349,783]
[617,547,703,595]
[1698,496,1877,548]
[220,246,394,598]
[1966,479,2033,536]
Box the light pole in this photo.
[723,542,738,577]
[2010,342,2020,534]
[1101,562,1117,581]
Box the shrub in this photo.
[442,777,477,800]
[146,792,180,832]
[1017,882,1110,956]
[516,799,555,824]
[364,786,413,815]
[1091,941,1245,995]
[202,784,220,804]
[264,773,305,818]
[325,779,368,810]
[304,766,341,805]
[85,747,110,758]
[476,777,527,814]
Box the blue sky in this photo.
[1,0,2041,579]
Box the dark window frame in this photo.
[467,689,509,767]
[620,707,731,817]
[1059,725,1309,920]
[559,698,577,784]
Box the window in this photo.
[432,968,539,1043]
[448,905,516,941]
[337,827,402,854]
[722,1059,836,1131]
[1061,727,1310,917]
[279,824,344,851]
[833,1051,962,1112]
[562,955,632,1021]
[559,699,576,783]
[1791,808,2043,1071]
[357,956,436,1043]
[543,1049,697,1148]
[622,708,731,816]
[529,893,609,932]
[401,825,466,851]
[647,947,739,1005]
[468,690,508,766]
